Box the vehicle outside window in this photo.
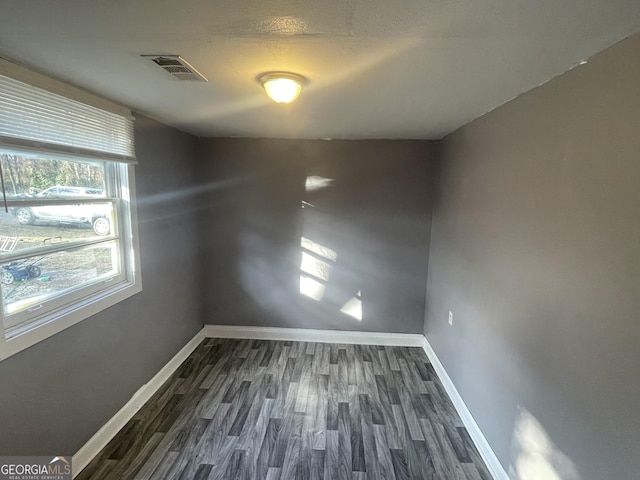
[11,184,112,236]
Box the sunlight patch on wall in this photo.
[300,252,332,281]
[298,180,363,320]
[509,407,581,480]
[340,290,362,320]
[299,237,336,302]
[301,237,337,261]
[305,176,334,192]
[299,275,326,301]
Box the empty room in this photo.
[0,1,638,479]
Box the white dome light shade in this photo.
[259,72,306,104]
[264,78,301,103]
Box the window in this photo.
[0,59,140,360]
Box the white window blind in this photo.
[0,74,135,162]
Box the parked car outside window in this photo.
[11,185,112,236]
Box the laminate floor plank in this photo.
[76,338,490,480]
[89,459,118,480]
[337,402,352,480]
[310,449,325,480]
[359,394,379,478]
[117,432,165,480]
[325,430,340,480]
[373,424,397,480]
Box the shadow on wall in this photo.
[509,407,581,480]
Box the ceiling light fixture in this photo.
[258,72,306,104]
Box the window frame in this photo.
[0,61,141,362]
[0,162,141,360]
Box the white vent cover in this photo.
[142,55,207,82]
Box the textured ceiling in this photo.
[0,0,639,139]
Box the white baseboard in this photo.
[421,336,509,480]
[203,324,425,347]
[72,329,205,478]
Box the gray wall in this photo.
[425,34,640,479]
[0,115,202,455]
[198,138,437,334]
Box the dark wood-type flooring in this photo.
[77,338,492,480]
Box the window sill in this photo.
[0,281,142,361]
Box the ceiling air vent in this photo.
[142,55,207,82]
